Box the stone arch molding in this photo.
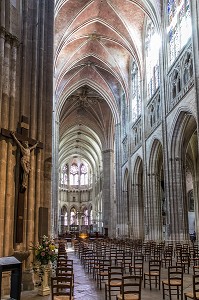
[123,168,129,192]
[148,138,163,173]
[61,205,68,213]
[55,79,120,125]
[168,107,197,157]
[132,155,143,184]
[69,204,79,212]
[131,153,143,173]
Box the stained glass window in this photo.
[167,0,191,66]
[90,206,93,224]
[131,61,141,122]
[61,164,68,185]
[62,160,90,187]
[80,163,88,185]
[122,93,126,136]
[64,211,68,226]
[145,20,160,99]
[70,163,78,185]
[83,208,88,225]
[70,207,77,225]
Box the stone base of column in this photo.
[22,270,34,291]
[38,286,51,296]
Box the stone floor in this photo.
[2,245,195,300]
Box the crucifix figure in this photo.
[1,115,43,243]
[11,131,38,190]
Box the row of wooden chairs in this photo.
[74,239,199,299]
[51,241,74,300]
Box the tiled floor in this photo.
[3,245,195,300]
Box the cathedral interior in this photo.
[0,0,199,297]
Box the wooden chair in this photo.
[130,254,144,279]
[51,276,73,300]
[57,259,73,268]
[176,250,190,274]
[115,250,124,267]
[97,258,111,289]
[116,275,142,300]
[193,265,199,275]
[162,265,183,300]
[162,249,173,268]
[105,266,123,300]
[144,259,161,290]
[56,266,74,282]
[184,274,199,300]
[122,252,132,273]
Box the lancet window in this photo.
[80,163,88,185]
[70,207,77,225]
[167,0,191,65]
[83,208,89,225]
[61,164,68,185]
[131,61,141,122]
[122,93,127,136]
[70,163,79,185]
[145,20,160,99]
[61,160,90,187]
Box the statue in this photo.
[11,131,38,190]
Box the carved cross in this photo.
[0,115,43,243]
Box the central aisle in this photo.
[19,242,194,300]
[67,246,104,300]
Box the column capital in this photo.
[0,26,20,47]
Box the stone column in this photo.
[25,0,39,267]
[0,26,6,256]
[4,37,18,256]
[102,149,115,236]
[52,115,60,237]
[115,123,122,237]
[168,157,189,241]
[131,182,144,239]
[0,34,11,257]
[147,173,162,240]
[190,0,199,241]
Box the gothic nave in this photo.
[0,0,199,297]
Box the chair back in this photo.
[168,265,183,284]
[99,258,111,271]
[193,265,199,275]
[56,266,74,279]
[149,259,161,274]
[121,275,142,300]
[51,276,73,300]
[193,274,199,298]
[108,266,123,283]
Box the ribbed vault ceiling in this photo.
[54,0,162,171]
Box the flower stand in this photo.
[37,265,50,296]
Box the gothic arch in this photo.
[132,156,144,239]
[168,110,198,240]
[148,139,164,240]
[122,168,130,237]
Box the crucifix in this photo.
[1,115,43,243]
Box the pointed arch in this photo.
[132,156,144,239]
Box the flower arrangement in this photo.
[30,235,57,265]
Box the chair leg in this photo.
[105,284,107,300]
[109,286,111,300]
[162,282,165,299]
[181,286,183,300]
[177,286,179,299]
[169,286,172,300]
